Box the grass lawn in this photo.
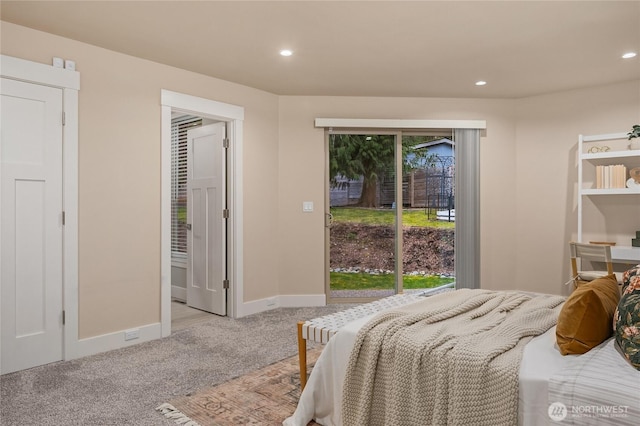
[330,272,454,290]
[331,207,454,229]
[177,206,187,223]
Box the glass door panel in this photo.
[401,135,455,293]
[327,133,397,300]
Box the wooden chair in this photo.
[569,242,615,288]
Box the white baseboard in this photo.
[238,294,326,317]
[66,293,326,358]
[171,285,186,301]
[279,294,326,307]
[67,322,162,360]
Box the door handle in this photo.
[185,223,192,230]
[325,213,333,229]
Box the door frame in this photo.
[0,54,80,360]
[160,90,244,335]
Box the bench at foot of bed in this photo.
[296,292,427,390]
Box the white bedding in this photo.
[284,311,640,426]
[548,338,640,425]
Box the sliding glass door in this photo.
[326,130,456,301]
[400,134,456,295]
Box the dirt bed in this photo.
[330,222,454,275]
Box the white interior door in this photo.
[186,123,227,315]
[1,78,64,374]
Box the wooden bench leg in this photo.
[297,321,307,391]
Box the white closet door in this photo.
[1,77,64,374]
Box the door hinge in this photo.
[62,310,66,325]
[223,138,230,149]
[62,211,66,225]
[62,111,66,126]
[223,279,229,289]
[223,209,230,219]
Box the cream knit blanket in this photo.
[342,289,565,426]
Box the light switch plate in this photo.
[52,57,64,68]
[302,201,314,212]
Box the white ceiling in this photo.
[1,1,638,99]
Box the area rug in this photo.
[157,346,324,426]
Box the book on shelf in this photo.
[595,164,627,189]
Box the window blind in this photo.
[171,115,202,257]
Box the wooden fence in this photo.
[331,167,454,210]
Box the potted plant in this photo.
[628,124,640,150]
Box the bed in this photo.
[284,286,640,426]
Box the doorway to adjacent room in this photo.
[161,90,244,335]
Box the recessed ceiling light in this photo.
[475,81,487,86]
[622,52,637,59]
[280,49,293,57]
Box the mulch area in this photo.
[330,222,454,274]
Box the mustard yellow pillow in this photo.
[556,274,620,355]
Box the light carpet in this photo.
[1,305,352,426]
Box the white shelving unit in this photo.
[578,132,640,262]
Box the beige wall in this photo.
[1,22,280,338]
[3,22,639,341]
[277,97,520,296]
[514,80,640,295]
[277,84,640,297]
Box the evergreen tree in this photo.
[329,134,437,207]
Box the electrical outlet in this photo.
[124,328,139,341]
[64,60,76,71]
[52,57,64,68]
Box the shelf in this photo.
[611,246,640,263]
[581,188,640,195]
[578,132,640,245]
[581,149,640,161]
[581,132,627,142]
